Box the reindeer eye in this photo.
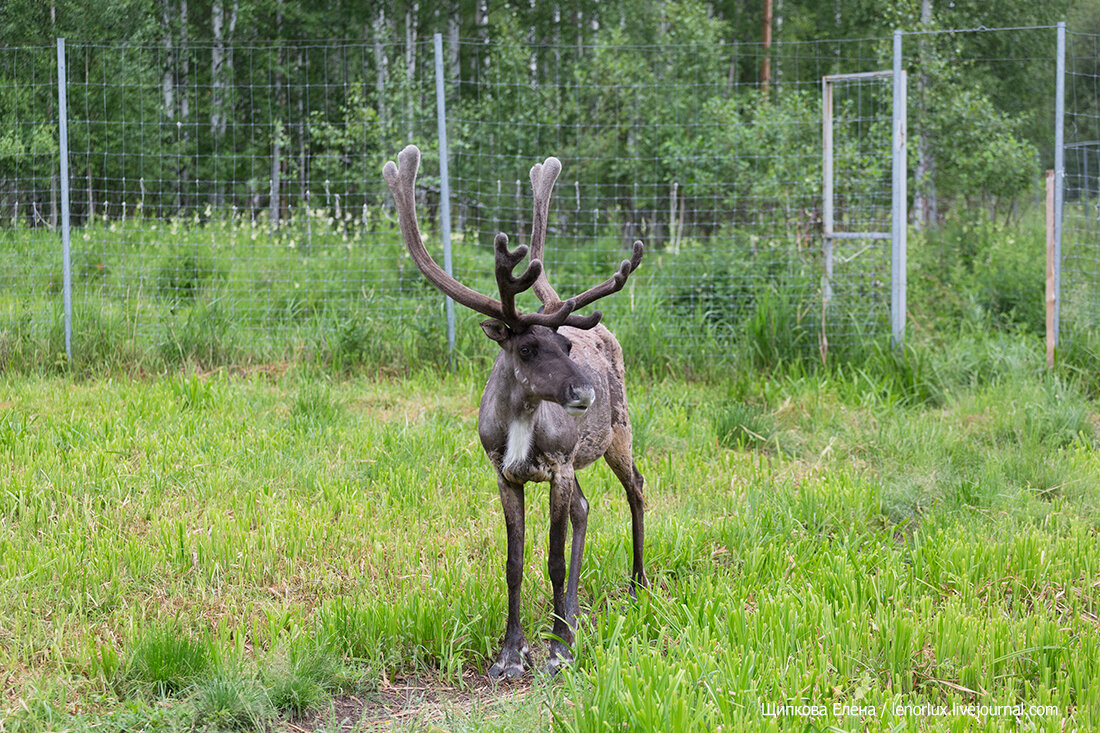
[518,345,534,360]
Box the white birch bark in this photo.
[373,8,388,130]
[405,2,418,141]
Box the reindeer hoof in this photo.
[544,656,573,676]
[489,660,525,681]
[489,643,530,682]
[545,642,574,676]
[628,571,650,599]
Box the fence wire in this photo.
[902,26,1057,337]
[58,39,440,360]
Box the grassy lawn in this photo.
[1,335,1099,731]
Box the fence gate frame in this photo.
[821,30,907,353]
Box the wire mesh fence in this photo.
[446,36,896,360]
[56,39,441,361]
[1065,31,1100,333]
[0,26,1082,368]
[0,45,60,352]
[900,25,1058,340]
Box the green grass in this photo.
[1,329,1099,731]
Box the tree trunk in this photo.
[448,2,462,231]
[50,173,57,229]
[81,44,94,223]
[913,0,936,230]
[373,9,388,131]
[477,0,490,66]
[447,1,460,81]
[178,0,190,214]
[270,124,281,230]
[405,2,418,141]
[297,48,307,214]
[161,0,177,212]
[270,4,283,230]
[760,0,772,98]
[211,0,238,209]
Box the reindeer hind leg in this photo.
[604,433,648,593]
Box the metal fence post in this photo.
[433,32,456,366]
[891,30,907,349]
[821,77,834,306]
[56,37,73,362]
[1053,21,1066,347]
[821,76,834,361]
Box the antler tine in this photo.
[562,239,645,317]
[523,156,630,331]
[528,157,565,311]
[493,233,540,327]
[383,145,506,322]
[492,233,585,329]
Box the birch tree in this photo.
[211,0,239,208]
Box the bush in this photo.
[910,214,1045,336]
[156,251,222,300]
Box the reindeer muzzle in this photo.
[563,384,596,416]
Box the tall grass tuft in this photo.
[189,669,272,731]
[713,400,778,451]
[290,380,343,434]
[262,645,345,718]
[125,625,212,697]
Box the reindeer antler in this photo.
[528,156,565,311]
[383,144,642,332]
[525,155,643,325]
[383,146,503,321]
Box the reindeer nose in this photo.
[564,385,595,416]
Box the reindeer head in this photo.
[383,145,642,413]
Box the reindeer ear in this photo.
[480,319,511,343]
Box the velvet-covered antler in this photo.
[383,144,642,331]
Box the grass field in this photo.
[2,326,1100,731]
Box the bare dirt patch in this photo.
[285,672,540,731]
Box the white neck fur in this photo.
[503,413,534,470]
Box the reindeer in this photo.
[383,145,648,679]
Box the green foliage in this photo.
[746,284,815,368]
[924,83,1040,203]
[290,380,343,434]
[306,88,382,203]
[156,252,222,301]
[167,372,220,410]
[910,213,1045,336]
[1058,328,1100,397]
[0,85,58,186]
[262,646,343,717]
[671,91,826,228]
[862,340,947,408]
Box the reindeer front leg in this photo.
[546,469,579,674]
[490,474,529,681]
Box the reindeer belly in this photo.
[486,446,562,485]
